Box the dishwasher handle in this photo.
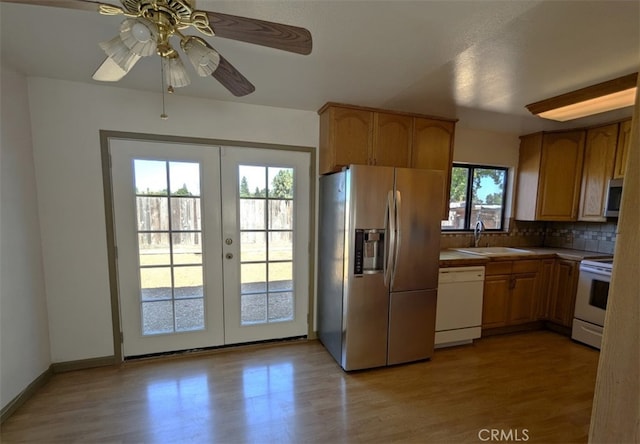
[438,267,485,284]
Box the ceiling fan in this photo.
[1,0,313,97]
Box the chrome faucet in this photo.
[474,219,485,247]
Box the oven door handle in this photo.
[579,323,603,338]
[580,268,612,279]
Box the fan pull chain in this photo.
[160,57,168,120]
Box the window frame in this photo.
[442,163,509,232]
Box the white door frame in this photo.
[101,131,316,362]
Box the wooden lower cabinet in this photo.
[536,259,555,319]
[547,259,580,327]
[482,257,581,333]
[482,275,511,328]
[482,260,540,329]
[508,272,538,324]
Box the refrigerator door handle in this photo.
[391,190,402,286]
[383,190,395,287]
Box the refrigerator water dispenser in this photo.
[354,229,385,274]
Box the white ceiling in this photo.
[1,0,638,134]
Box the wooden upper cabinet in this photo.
[537,130,586,221]
[613,119,632,179]
[578,123,618,221]
[318,104,456,184]
[372,113,412,167]
[514,133,544,221]
[515,130,585,221]
[318,106,372,174]
[411,118,455,219]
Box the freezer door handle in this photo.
[391,190,402,287]
[383,190,395,287]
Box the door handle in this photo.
[225,253,234,260]
[383,190,395,287]
[391,190,402,287]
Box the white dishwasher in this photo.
[435,266,485,348]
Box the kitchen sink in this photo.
[453,247,535,256]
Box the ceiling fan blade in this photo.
[211,55,255,97]
[0,0,103,11]
[204,10,312,55]
[92,57,128,82]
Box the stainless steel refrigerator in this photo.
[318,165,444,371]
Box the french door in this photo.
[110,139,310,357]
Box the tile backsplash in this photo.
[441,219,617,254]
[544,221,617,254]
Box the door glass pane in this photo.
[238,165,296,326]
[241,263,267,293]
[268,262,292,291]
[137,197,169,231]
[240,199,265,230]
[135,160,167,195]
[138,233,170,266]
[140,267,172,301]
[171,233,202,265]
[268,200,293,229]
[241,294,267,324]
[169,162,201,196]
[241,232,266,262]
[142,301,174,335]
[170,197,201,231]
[268,292,294,322]
[134,159,206,336]
[175,299,205,331]
[269,232,292,261]
[173,266,203,299]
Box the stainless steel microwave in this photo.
[605,178,623,217]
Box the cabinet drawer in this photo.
[512,260,540,274]
[485,261,513,276]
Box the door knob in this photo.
[225,253,234,260]
[225,238,233,245]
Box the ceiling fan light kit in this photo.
[119,18,158,57]
[181,36,220,77]
[164,53,190,88]
[99,35,141,72]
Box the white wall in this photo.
[27,77,319,363]
[453,126,520,166]
[452,126,521,222]
[0,67,51,409]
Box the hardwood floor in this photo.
[1,331,599,443]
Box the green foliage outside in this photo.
[450,167,504,205]
[240,169,294,199]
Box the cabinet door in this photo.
[514,133,543,221]
[578,124,618,221]
[613,119,632,179]
[482,275,510,328]
[319,106,372,174]
[536,131,585,221]
[548,260,579,327]
[508,273,538,324]
[411,118,455,219]
[372,113,412,167]
[536,259,555,319]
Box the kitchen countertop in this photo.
[439,247,612,267]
